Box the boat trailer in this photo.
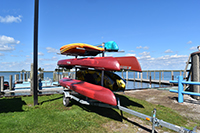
[63,89,197,133]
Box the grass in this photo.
[0,93,198,133]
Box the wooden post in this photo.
[140,72,143,82]
[53,71,56,82]
[9,75,13,90]
[147,71,148,80]
[14,74,19,82]
[171,71,174,80]
[162,71,164,80]
[137,72,139,79]
[122,70,124,79]
[159,71,161,85]
[150,71,151,78]
[171,75,174,86]
[1,76,4,91]
[24,72,27,82]
[149,76,152,88]
[20,72,23,81]
[126,71,128,80]
[30,63,33,92]
[0,77,1,93]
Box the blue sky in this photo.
[0,0,199,71]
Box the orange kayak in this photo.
[60,43,104,56]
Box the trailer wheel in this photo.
[63,96,70,107]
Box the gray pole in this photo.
[1,76,4,91]
[9,75,13,90]
[33,0,39,105]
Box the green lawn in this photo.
[0,94,198,133]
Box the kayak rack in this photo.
[59,43,196,133]
[63,90,197,133]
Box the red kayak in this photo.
[58,57,120,71]
[115,56,142,72]
[59,78,117,106]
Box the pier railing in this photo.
[170,76,200,103]
[123,70,184,85]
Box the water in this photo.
[0,71,180,90]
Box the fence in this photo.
[170,76,200,103]
[123,70,184,85]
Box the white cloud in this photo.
[0,45,15,51]
[187,41,192,44]
[164,49,173,53]
[136,46,149,50]
[38,52,44,56]
[139,51,150,56]
[129,50,135,52]
[46,47,59,53]
[11,55,18,57]
[143,46,149,50]
[125,53,136,56]
[190,47,197,50]
[0,53,4,56]
[137,54,188,70]
[0,35,20,45]
[0,15,22,23]
[136,46,142,49]
[0,61,31,71]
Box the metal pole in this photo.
[33,0,39,106]
[9,75,13,90]
[178,76,184,103]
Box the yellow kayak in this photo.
[60,43,104,56]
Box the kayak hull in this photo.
[57,57,120,71]
[59,78,117,106]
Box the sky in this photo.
[0,0,199,71]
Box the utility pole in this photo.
[33,0,39,105]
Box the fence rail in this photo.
[170,76,200,103]
[123,70,184,85]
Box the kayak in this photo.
[57,57,120,71]
[59,78,117,106]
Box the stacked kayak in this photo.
[58,41,142,106]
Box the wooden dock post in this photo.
[171,71,174,86]
[1,76,4,91]
[0,77,1,92]
[20,72,23,81]
[24,72,27,82]
[149,76,152,88]
[147,71,148,80]
[53,71,56,82]
[30,63,33,92]
[121,70,124,79]
[14,74,19,82]
[140,72,143,82]
[126,71,128,80]
[9,75,13,90]
[159,71,161,85]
